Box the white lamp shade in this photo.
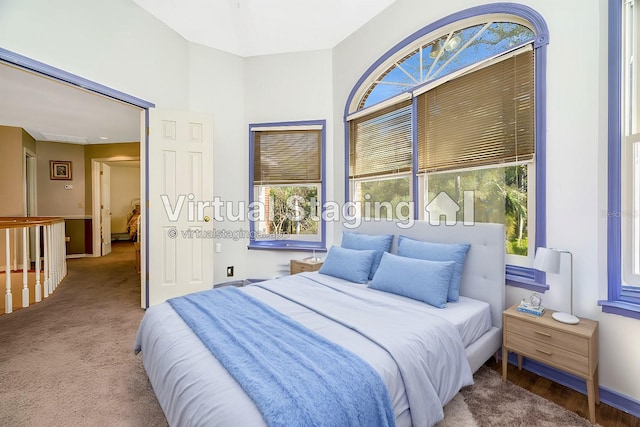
[533,247,561,274]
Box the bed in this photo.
[135,221,505,426]
[127,203,141,241]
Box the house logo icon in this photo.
[425,191,475,226]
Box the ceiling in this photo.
[132,0,397,57]
[0,62,141,145]
[0,1,396,146]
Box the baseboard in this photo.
[66,254,90,259]
[504,352,640,419]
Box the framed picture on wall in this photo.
[50,160,72,180]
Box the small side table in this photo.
[502,303,599,423]
[290,258,323,275]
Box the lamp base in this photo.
[552,311,580,324]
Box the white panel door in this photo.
[101,163,112,256]
[147,109,214,306]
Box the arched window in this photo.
[357,22,534,110]
[344,4,549,283]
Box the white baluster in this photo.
[54,223,60,288]
[50,224,56,290]
[43,224,50,298]
[62,222,67,277]
[55,223,60,289]
[35,225,41,302]
[53,223,58,289]
[5,229,12,314]
[22,226,28,308]
[12,228,17,271]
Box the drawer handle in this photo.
[534,330,551,337]
[535,348,552,356]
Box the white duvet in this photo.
[135,272,474,427]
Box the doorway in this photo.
[1,48,154,308]
[91,158,141,257]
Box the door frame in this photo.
[23,147,37,218]
[91,157,140,257]
[23,147,37,263]
[1,47,155,308]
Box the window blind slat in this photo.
[254,130,321,184]
[349,100,412,179]
[417,50,534,173]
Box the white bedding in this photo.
[136,272,486,427]
[305,272,493,347]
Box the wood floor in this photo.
[486,359,640,427]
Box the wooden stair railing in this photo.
[0,217,67,314]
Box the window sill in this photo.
[598,300,640,320]
[505,265,549,292]
[248,241,327,252]
[505,274,550,292]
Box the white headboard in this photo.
[344,221,505,328]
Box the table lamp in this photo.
[533,247,580,324]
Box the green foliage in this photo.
[267,186,319,235]
[427,165,528,255]
[358,177,411,219]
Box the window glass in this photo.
[253,185,320,241]
[361,22,534,109]
[425,164,529,255]
[353,176,411,219]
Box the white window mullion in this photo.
[623,133,640,286]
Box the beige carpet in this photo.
[0,242,166,427]
[437,367,598,427]
[0,243,596,426]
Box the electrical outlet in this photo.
[226,266,234,277]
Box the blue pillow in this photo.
[397,236,470,302]
[341,232,393,280]
[318,246,377,284]
[368,252,454,308]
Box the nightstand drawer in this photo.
[290,259,323,275]
[505,330,589,376]
[505,316,589,356]
[294,263,321,273]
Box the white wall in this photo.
[333,0,639,404]
[240,50,335,280]
[0,0,190,109]
[36,141,85,217]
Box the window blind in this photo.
[417,50,534,173]
[349,100,412,179]
[253,130,322,185]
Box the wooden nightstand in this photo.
[290,258,323,275]
[502,303,599,423]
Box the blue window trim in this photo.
[343,3,549,289]
[248,119,327,251]
[599,0,640,319]
[506,265,550,292]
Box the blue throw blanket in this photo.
[168,287,395,427]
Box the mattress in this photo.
[300,272,493,347]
